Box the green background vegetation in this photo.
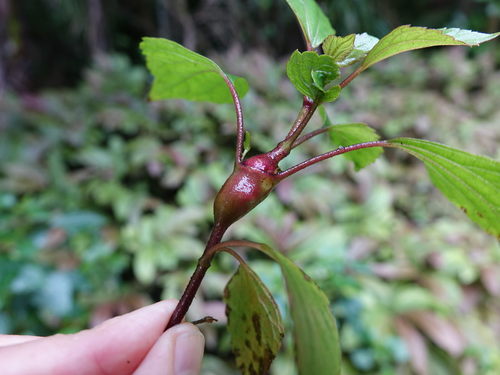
[0,1,499,374]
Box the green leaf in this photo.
[389,138,500,238]
[318,105,333,127]
[361,25,499,71]
[224,263,284,375]
[236,241,341,375]
[330,123,383,170]
[287,50,341,103]
[284,0,335,48]
[439,28,500,45]
[140,37,248,104]
[337,33,379,67]
[323,34,355,62]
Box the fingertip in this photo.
[94,299,178,331]
[134,323,204,375]
[85,299,181,374]
[172,324,205,375]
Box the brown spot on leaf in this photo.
[477,211,484,218]
[252,313,262,345]
[300,269,312,281]
[460,206,467,214]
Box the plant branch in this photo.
[277,140,390,179]
[269,97,318,162]
[204,244,246,265]
[292,125,334,149]
[222,74,245,164]
[339,66,364,89]
[285,96,317,140]
[165,221,228,329]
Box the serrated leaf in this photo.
[285,0,335,48]
[287,50,341,103]
[224,263,284,375]
[140,37,248,104]
[236,241,341,375]
[389,138,500,237]
[323,34,355,62]
[361,25,499,71]
[330,123,383,170]
[336,33,379,67]
[439,28,499,45]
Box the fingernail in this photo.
[174,327,204,375]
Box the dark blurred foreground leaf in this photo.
[389,138,500,238]
[224,262,284,375]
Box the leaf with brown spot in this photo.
[224,263,284,375]
[233,241,342,375]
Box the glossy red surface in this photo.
[213,154,280,228]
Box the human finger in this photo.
[0,300,178,375]
[134,323,204,375]
[0,335,40,347]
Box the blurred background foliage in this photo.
[0,1,499,374]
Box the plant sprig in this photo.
[140,1,499,373]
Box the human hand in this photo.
[0,300,204,375]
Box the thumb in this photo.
[134,323,205,375]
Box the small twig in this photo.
[292,126,334,149]
[165,221,228,330]
[222,74,245,164]
[191,316,218,325]
[205,246,247,265]
[284,96,316,140]
[339,66,364,89]
[268,97,318,162]
[277,140,391,179]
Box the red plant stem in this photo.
[269,97,318,162]
[339,66,364,89]
[165,221,228,329]
[207,246,246,265]
[292,125,334,148]
[222,74,245,164]
[277,140,391,179]
[285,96,316,140]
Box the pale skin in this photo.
[0,300,204,375]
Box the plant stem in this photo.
[339,66,364,89]
[165,221,228,329]
[292,125,334,148]
[269,97,318,162]
[277,140,390,179]
[222,74,245,164]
